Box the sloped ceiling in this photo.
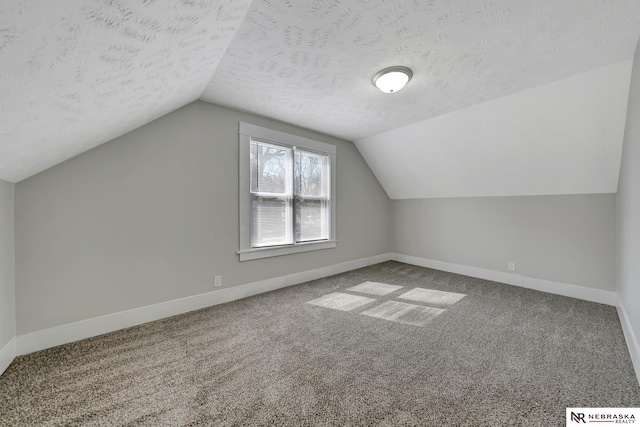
[0,0,252,182]
[203,0,640,141]
[1,1,640,197]
[356,60,632,199]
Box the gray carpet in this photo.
[1,261,638,426]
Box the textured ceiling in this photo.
[0,0,251,182]
[1,0,640,184]
[202,0,640,141]
[356,60,632,199]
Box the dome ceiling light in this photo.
[372,66,413,93]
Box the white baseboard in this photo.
[389,253,617,306]
[521,276,617,306]
[13,252,621,358]
[390,253,523,286]
[617,301,640,386]
[0,337,16,376]
[16,253,393,356]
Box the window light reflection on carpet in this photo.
[345,281,403,296]
[306,292,375,311]
[361,301,445,327]
[398,288,466,305]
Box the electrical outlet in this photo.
[508,262,516,272]
[214,275,222,287]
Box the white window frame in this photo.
[238,122,337,261]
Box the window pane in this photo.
[295,150,327,197]
[251,197,292,247]
[251,141,290,194]
[296,198,327,242]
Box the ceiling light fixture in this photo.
[372,66,413,93]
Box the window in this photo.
[238,122,336,261]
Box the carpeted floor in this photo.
[1,261,639,426]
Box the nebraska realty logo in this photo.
[566,408,639,425]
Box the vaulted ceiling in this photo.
[1,1,640,197]
[0,0,251,182]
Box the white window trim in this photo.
[238,122,337,261]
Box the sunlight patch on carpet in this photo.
[398,288,466,306]
[345,281,403,296]
[306,292,376,311]
[361,301,445,326]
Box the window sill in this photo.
[238,240,337,261]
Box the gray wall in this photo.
[617,39,640,363]
[11,98,624,337]
[15,101,391,335]
[392,194,616,290]
[0,180,15,351]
